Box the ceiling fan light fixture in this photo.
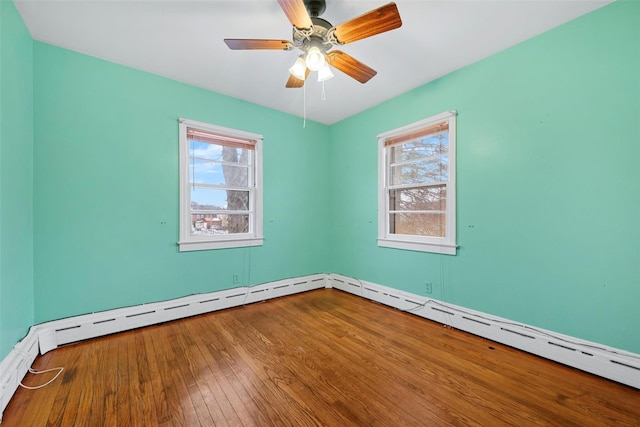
[317,63,334,82]
[305,46,326,71]
[224,1,403,88]
[289,57,307,80]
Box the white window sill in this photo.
[378,238,457,255]
[178,237,264,252]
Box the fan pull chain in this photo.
[321,81,327,101]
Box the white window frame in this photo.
[377,111,457,255]
[178,118,263,252]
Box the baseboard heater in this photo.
[329,274,640,390]
[0,274,327,421]
[1,273,639,422]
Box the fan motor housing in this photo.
[292,16,334,52]
[311,17,332,31]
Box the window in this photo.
[178,119,263,251]
[377,111,457,255]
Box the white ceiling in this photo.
[15,0,612,125]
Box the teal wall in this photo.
[33,43,330,322]
[330,1,640,353]
[1,0,638,360]
[0,0,34,359]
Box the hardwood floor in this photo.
[4,289,639,426]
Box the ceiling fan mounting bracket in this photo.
[304,0,326,17]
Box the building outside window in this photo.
[178,119,263,251]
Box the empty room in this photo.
[1,0,639,425]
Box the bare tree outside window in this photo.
[179,119,263,252]
[222,146,250,234]
[389,132,448,237]
[378,111,457,255]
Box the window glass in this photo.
[378,111,457,255]
[179,119,263,251]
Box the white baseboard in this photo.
[0,273,327,420]
[1,272,638,421]
[329,273,640,389]
[0,328,39,423]
[36,274,328,353]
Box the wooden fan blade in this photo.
[333,2,402,44]
[326,50,377,83]
[277,0,313,29]
[224,39,292,50]
[286,68,310,88]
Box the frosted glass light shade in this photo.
[289,57,307,80]
[317,64,334,82]
[305,47,326,71]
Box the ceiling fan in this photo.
[224,0,402,88]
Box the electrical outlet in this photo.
[425,282,433,294]
[233,274,240,285]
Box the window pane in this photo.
[190,140,249,165]
[191,159,248,187]
[390,134,448,185]
[390,158,448,185]
[191,188,249,212]
[389,185,446,212]
[225,190,250,211]
[191,214,249,236]
[390,213,446,237]
[391,134,448,162]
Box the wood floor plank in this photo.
[115,331,134,427]
[265,300,443,425]
[2,289,639,426]
[307,294,592,425]
[218,315,331,426]
[151,324,202,426]
[168,321,216,425]
[139,327,165,426]
[175,319,234,427]
[271,294,480,425]
[96,336,118,425]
